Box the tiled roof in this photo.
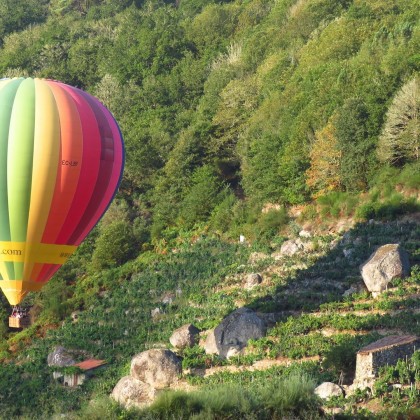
[73,359,107,371]
[358,335,419,355]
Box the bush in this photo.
[179,165,226,227]
[141,372,320,419]
[317,192,358,218]
[254,207,289,241]
[91,220,138,270]
[355,194,420,221]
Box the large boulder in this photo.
[47,346,75,367]
[314,382,344,400]
[111,376,154,409]
[170,324,200,349]
[204,307,266,359]
[360,244,410,296]
[130,349,181,389]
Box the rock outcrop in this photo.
[360,244,410,296]
[314,382,344,400]
[130,349,181,389]
[279,238,304,256]
[112,348,182,409]
[47,346,76,367]
[111,376,155,409]
[170,324,200,349]
[245,273,262,289]
[204,307,266,358]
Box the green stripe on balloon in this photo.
[8,78,36,279]
[0,79,23,280]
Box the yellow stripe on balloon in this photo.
[0,280,44,306]
[23,80,60,281]
[0,242,77,264]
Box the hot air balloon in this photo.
[0,77,124,322]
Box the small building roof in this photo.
[73,359,107,371]
[358,335,419,355]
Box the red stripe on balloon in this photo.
[72,94,124,245]
[68,90,116,245]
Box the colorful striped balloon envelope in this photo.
[0,78,124,305]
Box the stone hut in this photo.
[354,335,420,388]
[62,359,107,387]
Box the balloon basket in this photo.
[9,317,30,329]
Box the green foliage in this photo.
[0,1,419,418]
[179,165,226,228]
[316,192,359,218]
[335,98,376,191]
[378,76,420,165]
[34,277,72,323]
[253,207,289,242]
[0,0,49,42]
[142,372,320,419]
[355,193,420,221]
[91,219,138,270]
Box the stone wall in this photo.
[355,352,373,383]
[370,340,420,377]
[355,338,420,388]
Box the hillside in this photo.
[1,215,420,417]
[0,0,419,418]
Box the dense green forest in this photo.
[0,0,418,244]
[0,0,419,418]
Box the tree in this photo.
[377,76,420,165]
[335,98,375,191]
[306,119,341,197]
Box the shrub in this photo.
[254,207,289,241]
[91,220,138,270]
[142,372,320,419]
[179,165,226,227]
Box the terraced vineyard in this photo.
[1,217,419,418]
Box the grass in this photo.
[139,372,321,419]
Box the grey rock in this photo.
[161,292,175,305]
[205,308,266,359]
[170,324,200,349]
[360,244,410,295]
[315,382,344,400]
[130,349,181,389]
[299,229,311,238]
[342,283,367,297]
[111,376,154,409]
[245,273,262,289]
[279,238,304,256]
[151,307,161,319]
[203,330,218,355]
[47,346,75,367]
